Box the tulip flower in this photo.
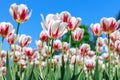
[0,22,14,38]
[23,47,36,57]
[72,28,84,41]
[60,42,69,54]
[53,39,62,50]
[100,17,119,34]
[67,17,81,31]
[47,20,67,39]
[96,37,104,47]
[90,23,102,36]
[79,43,90,56]
[115,40,120,54]
[6,32,16,45]
[110,30,120,42]
[18,34,31,47]
[9,3,32,23]
[84,59,95,70]
[41,14,59,29]
[40,30,49,42]
[60,11,71,23]
[35,40,46,50]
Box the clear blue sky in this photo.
[0,0,120,50]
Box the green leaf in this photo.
[6,52,12,80]
[63,59,71,80]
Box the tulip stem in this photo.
[16,23,20,35]
[68,31,71,59]
[108,34,111,80]
[0,37,4,54]
[12,23,21,80]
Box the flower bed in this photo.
[0,3,120,80]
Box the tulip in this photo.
[23,47,35,57]
[110,30,120,42]
[11,44,21,52]
[9,3,32,23]
[1,67,6,75]
[100,17,119,34]
[85,59,95,70]
[0,22,14,38]
[18,34,31,47]
[72,28,84,41]
[62,42,69,54]
[59,11,71,23]
[48,20,67,39]
[90,23,102,36]
[67,17,81,31]
[115,40,120,54]
[35,40,46,50]
[41,13,59,29]
[79,44,90,56]
[96,37,104,47]
[40,30,49,42]
[53,39,62,50]
[6,32,16,45]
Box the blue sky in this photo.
[0,0,120,50]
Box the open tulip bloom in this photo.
[1,3,120,80]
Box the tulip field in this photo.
[0,3,120,80]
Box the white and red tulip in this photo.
[53,39,62,50]
[67,17,81,31]
[18,34,31,47]
[40,30,49,42]
[100,17,119,34]
[72,28,84,41]
[60,11,71,23]
[79,44,90,56]
[0,22,14,38]
[9,3,32,23]
[90,23,102,36]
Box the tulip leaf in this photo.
[6,52,12,80]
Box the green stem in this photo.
[68,31,71,60]
[0,37,4,54]
[12,23,20,80]
[50,39,54,66]
[108,34,111,80]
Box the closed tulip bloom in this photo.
[24,47,36,57]
[48,20,67,39]
[110,30,120,42]
[18,34,31,47]
[85,59,95,70]
[35,40,46,50]
[67,17,81,31]
[96,37,104,47]
[90,23,102,36]
[9,3,32,23]
[72,28,84,41]
[6,32,16,45]
[60,11,71,23]
[0,22,13,38]
[100,17,119,34]
[40,30,49,42]
[61,42,69,54]
[115,40,120,54]
[53,39,62,50]
[79,44,90,56]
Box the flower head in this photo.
[9,3,32,23]
[100,17,119,34]
[90,23,102,36]
[72,28,84,41]
[0,22,13,38]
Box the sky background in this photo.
[0,0,120,50]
